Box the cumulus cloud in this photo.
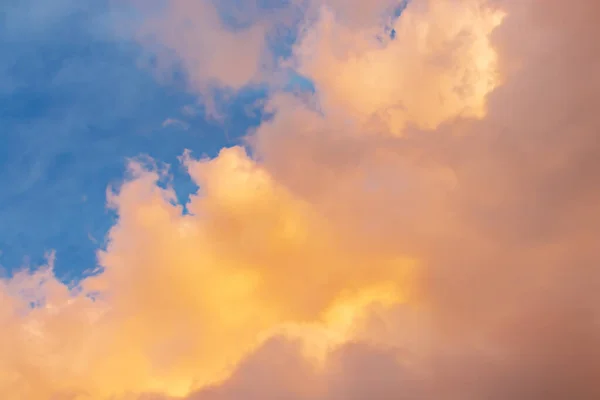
[2,0,600,399]
[292,0,504,133]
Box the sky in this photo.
[1,0,599,399]
[0,0,269,281]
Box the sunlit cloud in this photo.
[293,0,504,134]
[2,0,600,399]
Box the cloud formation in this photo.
[293,0,504,133]
[2,0,600,399]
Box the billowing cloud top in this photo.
[2,0,600,399]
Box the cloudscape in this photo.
[1,0,599,398]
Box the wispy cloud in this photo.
[161,118,190,131]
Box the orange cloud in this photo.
[293,0,504,134]
[3,0,600,399]
[0,146,415,398]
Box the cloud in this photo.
[291,0,504,134]
[126,0,306,121]
[162,118,190,130]
[2,0,600,399]
[129,0,272,91]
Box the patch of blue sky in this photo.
[0,0,267,282]
[394,0,411,18]
[389,0,411,39]
[283,70,316,93]
[377,0,411,42]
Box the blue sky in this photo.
[0,0,269,281]
[0,0,398,282]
